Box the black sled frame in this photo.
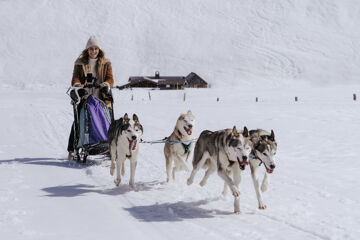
[68,82,114,163]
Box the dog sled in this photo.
[67,73,114,163]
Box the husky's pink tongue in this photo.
[187,129,192,135]
[128,140,136,155]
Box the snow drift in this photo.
[1,0,360,89]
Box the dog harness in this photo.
[250,149,263,166]
[181,143,192,154]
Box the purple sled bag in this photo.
[87,95,110,144]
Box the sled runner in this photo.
[67,74,114,163]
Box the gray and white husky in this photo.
[107,113,143,188]
[222,129,277,209]
[164,110,196,183]
[187,126,252,214]
[249,129,277,209]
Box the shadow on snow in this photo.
[0,157,103,169]
[1,158,234,221]
[41,180,165,197]
[124,198,232,222]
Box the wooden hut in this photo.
[116,71,208,90]
[185,72,208,88]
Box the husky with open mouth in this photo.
[221,128,277,210]
[107,113,143,188]
[248,129,277,209]
[187,126,251,214]
[164,110,196,183]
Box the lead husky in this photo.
[187,126,252,214]
[107,113,143,188]
[222,129,277,209]
[164,110,196,183]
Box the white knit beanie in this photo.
[85,35,101,49]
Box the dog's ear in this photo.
[123,113,129,123]
[243,126,249,137]
[133,114,139,123]
[232,126,239,137]
[187,110,192,115]
[269,129,275,141]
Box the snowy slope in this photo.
[1,0,360,89]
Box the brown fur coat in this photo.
[71,58,114,88]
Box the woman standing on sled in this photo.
[72,35,114,99]
[67,36,114,158]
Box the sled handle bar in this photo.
[83,82,101,88]
[66,85,112,105]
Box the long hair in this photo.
[78,48,106,77]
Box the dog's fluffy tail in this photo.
[261,172,269,192]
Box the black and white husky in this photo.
[187,126,252,214]
[164,110,196,183]
[107,113,143,188]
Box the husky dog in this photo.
[164,110,196,183]
[222,129,277,209]
[248,129,277,209]
[187,126,252,214]
[107,113,143,188]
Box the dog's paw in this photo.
[231,187,240,197]
[114,178,121,186]
[110,163,115,176]
[129,181,135,188]
[234,210,241,215]
[258,204,267,210]
[199,179,206,187]
[186,178,193,185]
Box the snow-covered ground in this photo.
[1,0,360,239]
[1,86,359,240]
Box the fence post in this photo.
[256,97,258,102]
[148,92,151,101]
[354,93,357,101]
[217,97,219,102]
[295,96,298,102]
[131,94,134,101]
[183,93,186,102]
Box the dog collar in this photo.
[126,154,132,158]
[177,130,184,137]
